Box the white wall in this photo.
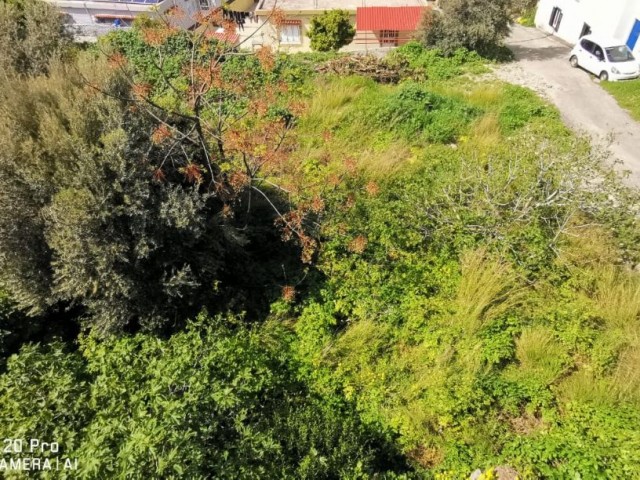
[535,0,640,53]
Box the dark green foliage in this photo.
[307,10,356,52]
[0,315,413,478]
[0,64,234,332]
[417,0,512,57]
[0,21,311,334]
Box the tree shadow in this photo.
[508,44,570,62]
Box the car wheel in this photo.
[570,55,579,68]
[599,71,609,81]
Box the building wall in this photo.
[251,12,357,52]
[250,12,419,52]
[536,0,640,54]
[353,30,416,47]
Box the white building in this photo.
[535,0,640,55]
[44,0,217,40]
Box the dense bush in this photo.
[307,10,355,52]
[416,0,512,57]
[370,82,480,143]
[2,3,640,478]
[0,315,412,479]
[0,0,71,75]
[389,42,487,79]
[0,17,314,333]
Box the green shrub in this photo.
[390,41,488,79]
[0,315,413,479]
[370,81,480,143]
[416,0,512,58]
[307,10,355,52]
[498,85,558,132]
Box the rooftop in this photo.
[356,6,425,30]
[257,0,429,13]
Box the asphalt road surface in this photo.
[495,24,640,187]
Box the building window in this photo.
[379,30,399,47]
[280,23,302,44]
[199,0,211,9]
[549,7,563,31]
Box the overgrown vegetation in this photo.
[1,4,640,479]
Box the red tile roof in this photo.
[206,30,240,44]
[356,6,426,31]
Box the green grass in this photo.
[602,79,640,121]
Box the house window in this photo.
[379,30,399,47]
[199,0,211,9]
[549,7,563,31]
[280,23,302,44]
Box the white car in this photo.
[569,35,639,81]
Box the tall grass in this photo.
[468,113,502,152]
[301,76,374,133]
[453,248,521,333]
[557,369,616,407]
[515,326,568,385]
[593,266,640,330]
[611,345,640,403]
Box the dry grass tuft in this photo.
[593,266,640,330]
[468,113,502,151]
[515,326,568,384]
[454,248,522,333]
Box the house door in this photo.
[627,19,640,51]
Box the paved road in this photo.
[495,25,640,187]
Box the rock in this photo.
[469,469,483,480]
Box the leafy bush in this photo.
[0,315,413,479]
[390,41,488,79]
[498,85,557,132]
[416,0,513,58]
[307,10,355,52]
[370,81,480,143]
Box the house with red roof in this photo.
[249,0,431,52]
[355,6,427,47]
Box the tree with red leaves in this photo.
[0,7,319,332]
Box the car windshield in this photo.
[605,45,635,62]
